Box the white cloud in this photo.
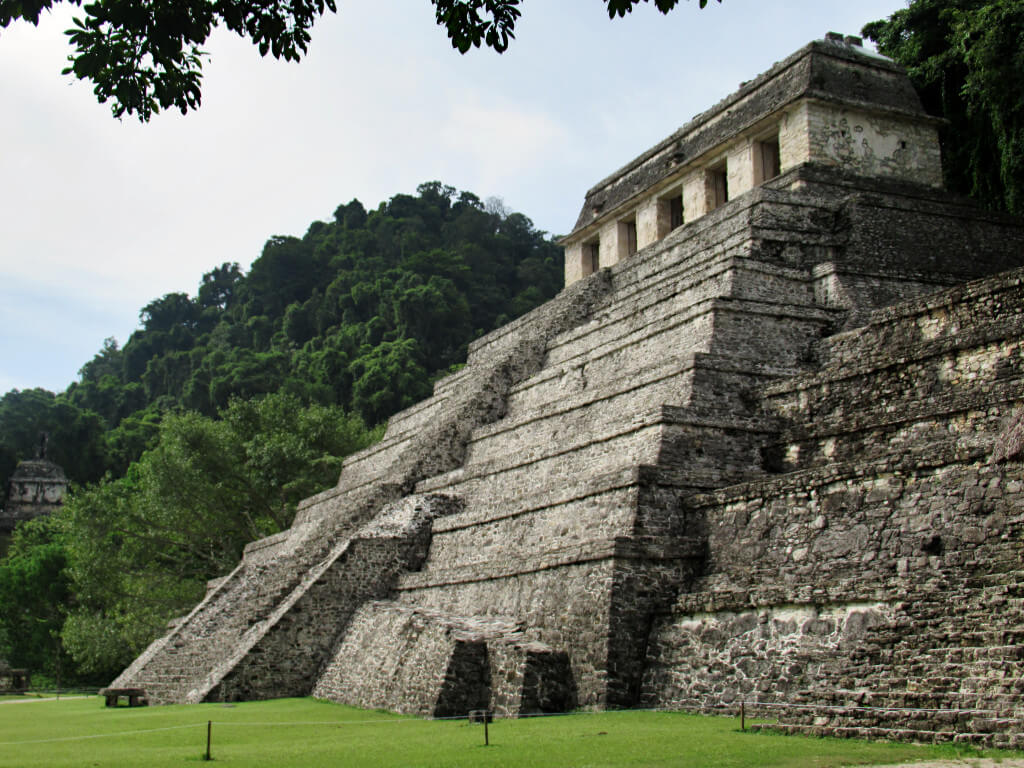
[442,102,569,193]
[0,0,910,393]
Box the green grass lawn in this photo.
[0,696,1016,768]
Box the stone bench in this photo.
[100,687,148,707]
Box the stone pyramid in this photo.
[111,35,1024,744]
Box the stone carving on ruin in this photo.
[0,433,69,538]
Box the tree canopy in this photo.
[863,0,1024,215]
[60,393,380,676]
[0,181,561,498]
[0,0,719,120]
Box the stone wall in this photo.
[314,602,576,717]
[792,100,942,186]
[643,454,1024,746]
[640,260,1024,744]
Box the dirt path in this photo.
[0,695,90,705]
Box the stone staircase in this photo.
[111,497,374,704]
[111,270,616,706]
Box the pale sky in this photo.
[0,0,907,394]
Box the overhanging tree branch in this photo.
[1,0,720,120]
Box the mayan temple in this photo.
[0,434,68,549]
[112,35,1024,745]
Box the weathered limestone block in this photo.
[201,494,460,703]
[642,602,896,707]
[314,603,575,717]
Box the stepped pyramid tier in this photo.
[113,35,1024,740]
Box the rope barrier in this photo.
[0,696,1016,748]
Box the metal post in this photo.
[205,720,212,761]
[741,701,746,732]
[484,715,489,746]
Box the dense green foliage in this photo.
[0,182,561,496]
[0,517,74,682]
[1,0,718,120]
[863,0,1024,215]
[0,181,562,682]
[70,182,560,432]
[61,393,382,676]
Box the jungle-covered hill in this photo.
[0,182,563,683]
[0,181,563,498]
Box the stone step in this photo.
[500,350,702,429]
[602,188,834,303]
[766,342,1024,437]
[563,251,734,334]
[332,433,415,495]
[548,295,831,384]
[814,271,1024,368]
[770,375,1022,457]
[547,251,818,374]
[512,291,813,419]
[478,355,785,476]
[416,405,768,511]
[595,205,758,299]
[432,364,472,398]
[753,721,1018,747]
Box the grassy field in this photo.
[0,696,1017,768]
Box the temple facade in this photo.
[0,436,68,541]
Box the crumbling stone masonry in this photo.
[0,435,68,543]
[112,36,1024,744]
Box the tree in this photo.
[197,262,243,311]
[60,392,379,676]
[863,0,1024,215]
[0,517,77,683]
[0,0,719,121]
[0,388,109,495]
[349,339,432,426]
